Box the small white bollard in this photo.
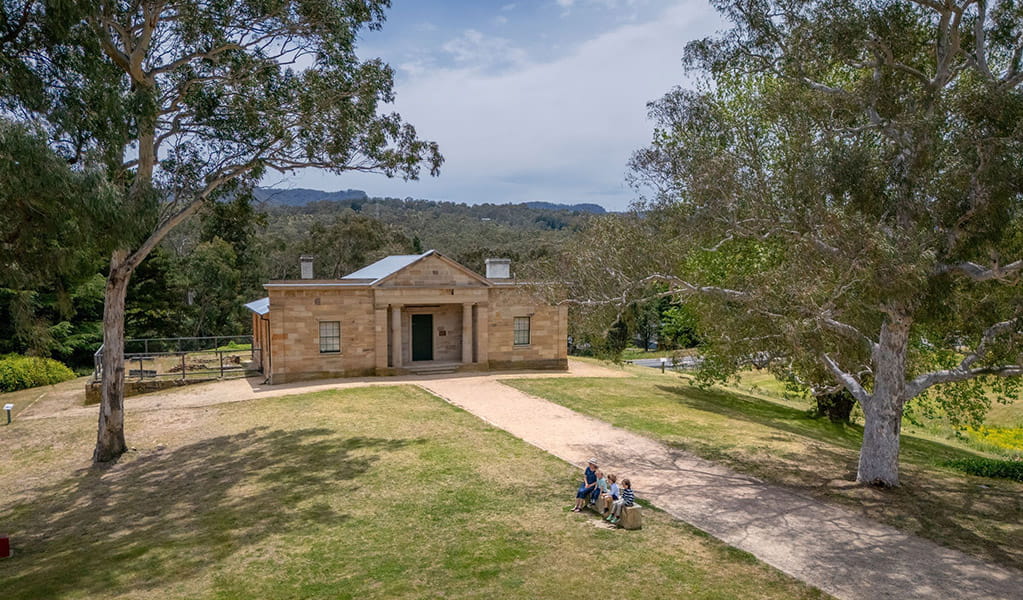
[3,403,13,425]
[660,357,667,373]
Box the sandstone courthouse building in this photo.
[245,251,568,383]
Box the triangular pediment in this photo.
[375,252,491,288]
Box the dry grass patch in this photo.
[0,384,825,599]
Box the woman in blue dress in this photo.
[572,458,599,512]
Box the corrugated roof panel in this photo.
[243,297,270,315]
[341,251,431,282]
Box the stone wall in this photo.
[84,378,217,405]
[267,288,378,383]
[487,287,568,368]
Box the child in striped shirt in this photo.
[606,478,634,524]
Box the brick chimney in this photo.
[300,255,314,279]
[485,258,511,279]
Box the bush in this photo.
[0,354,76,393]
[944,457,1023,482]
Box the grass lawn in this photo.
[0,385,826,599]
[505,366,1023,571]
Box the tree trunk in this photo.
[93,249,132,463]
[815,391,855,422]
[856,316,911,486]
[857,398,903,486]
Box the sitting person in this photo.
[593,470,608,506]
[606,478,634,524]
[572,458,599,512]
[601,473,620,515]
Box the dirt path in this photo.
[418,372,1022,600]
[17,361,1020,599]
[15,359,627,422]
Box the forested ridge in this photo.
[1,190,597,370]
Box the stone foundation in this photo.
[487,358,568,372]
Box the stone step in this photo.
[407,364,460,375]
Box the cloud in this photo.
[286,2,722,210]
[501,3,517,10]
[440,29,528,71]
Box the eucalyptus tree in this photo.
[579,0,1023,486]
[3,1,442,462]
[0,119,120,354]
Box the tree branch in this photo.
[0,0,34,46]
[908,365,1023,397]
[822,353,871,404]
[124,162,256,271]
[906,317,1022,396]
[936,259,1023,281]
[818,315,878,353]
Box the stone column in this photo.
[391,305,402,368]
[374,306,388,370]
[476,304,489,366]
[462,303,473,364]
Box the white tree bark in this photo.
[856,316,911,486]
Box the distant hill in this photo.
[253,187,607,214]
[252,188,368,206]
[522,201,605,214]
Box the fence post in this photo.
[220,351,224,378]
[181,353,186,381]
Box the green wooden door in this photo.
[411,314,433,361]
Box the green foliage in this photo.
[944,457,1023,482]
[660,304,700,349]
[0,354,75,392]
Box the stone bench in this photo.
[587,500,642,530]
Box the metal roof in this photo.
[341,251,433,283]
[243,297,270,315]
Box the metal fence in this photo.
[93,336,261,383]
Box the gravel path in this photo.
[419,372,1022,600]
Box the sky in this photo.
[269,0,725,211]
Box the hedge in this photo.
[944,457,1023,482]
[0,354,76,393]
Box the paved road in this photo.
[419,372,1022,600]
[630,356,702,370]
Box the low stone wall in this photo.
[84,378,218,405]
[487,358,568,372]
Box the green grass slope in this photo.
[0,386,825,600]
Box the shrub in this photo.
[0,354,76,393]
[944,457,1023,482]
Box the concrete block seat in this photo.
[587,501,642,530]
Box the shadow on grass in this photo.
[655,383,1023,570]
[655,383,998,464]
[1,427,422,600]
